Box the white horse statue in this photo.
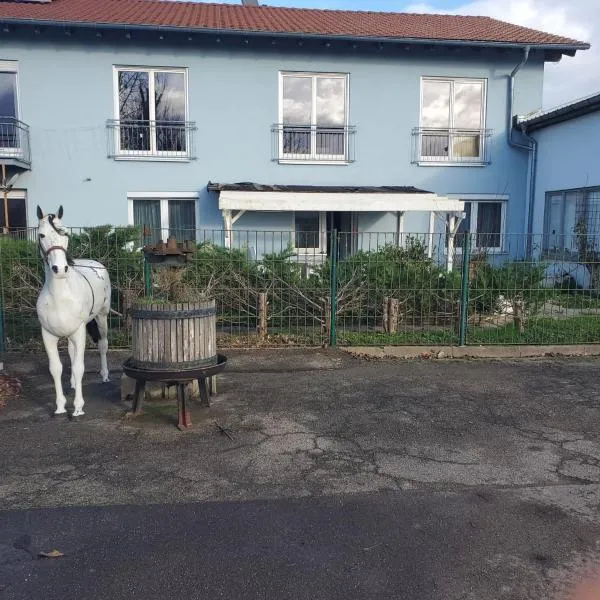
[36,206,111,416]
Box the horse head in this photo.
[37,205,71,277]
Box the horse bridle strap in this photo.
[41,245,68,262]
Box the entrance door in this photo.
[327,211,356,259]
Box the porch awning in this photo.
[208,182,464,213]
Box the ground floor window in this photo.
[0,191,26,235]
[293,211,325,252]
[128,194,197,242]
[544,187,600,256]
[455,200,506,251]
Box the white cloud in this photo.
[405,0,599,108]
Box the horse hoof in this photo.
[101,376,110,384]
[72,409,85,417]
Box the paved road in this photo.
[2,350,600,598]
[1,489,598,600]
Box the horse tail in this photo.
[86,319,100,344]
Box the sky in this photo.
[188,0,599,109]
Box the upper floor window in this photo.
[274,72,354,164]
[110,67,194,160]
[0,61,30,167]
[416,77,489,165]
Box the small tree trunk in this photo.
[513,300,525,334]
[257,292,268,340]
[389,298,399,334]
[383,296,390,332]
[322,298,331,340]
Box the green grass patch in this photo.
[338,329,456,346]
[552,293,600,310]
[337,316,600,346]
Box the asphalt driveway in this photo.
[1,350,600,599]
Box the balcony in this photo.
[272,124,356,164]
[0,118,31,169]
[106,120,197,161]
[411,127,492,166]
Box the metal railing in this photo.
[271,124,356,163]
[411,127,492,165]
[2,228,600,350]
[106,119,197,160]
[0,117,31,167]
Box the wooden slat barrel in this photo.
[130,300,217,371]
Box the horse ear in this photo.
[57,205,64,219]
[36,206,43,219]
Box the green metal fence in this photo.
[1,226,600,350]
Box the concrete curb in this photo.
[341,344,600,360]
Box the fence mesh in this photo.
[1,226,600,351]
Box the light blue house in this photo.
[516,92,600,287]
[520,93,600,253]
[0,0,589,261]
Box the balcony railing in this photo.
[0,117,31,168]
[106,119,197,160]
[272,124,356,163]
[411,127,492,165]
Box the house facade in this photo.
[0,0,589,260]
[520,93,600,258]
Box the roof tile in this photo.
[0,0,587,48]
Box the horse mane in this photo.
[48,214,68,237]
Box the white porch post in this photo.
[427,211,435,258]
[396,211,404,247]
[446,212,465,273]
[447,215,457,273]
[222,209,232,249]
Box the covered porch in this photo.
[208,182,465,268]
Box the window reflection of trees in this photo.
[118,70,186,153]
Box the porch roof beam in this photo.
[218,191,464,213]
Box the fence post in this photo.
[329,229,338,347]
[458,231,471,346]
[257,292,268,341]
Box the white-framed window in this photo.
[0,60,22,156]
[279,72,349,163]
[419,77,487,164]
[544,187,600,255]
[293,211,326,253]
[113,66,189,159]
[128,193,198,242]
[455,200,507,251]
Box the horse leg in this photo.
[41,328,67,415]
[96,313,110,383]
[70,324,87,417]
[68,338,75,389]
